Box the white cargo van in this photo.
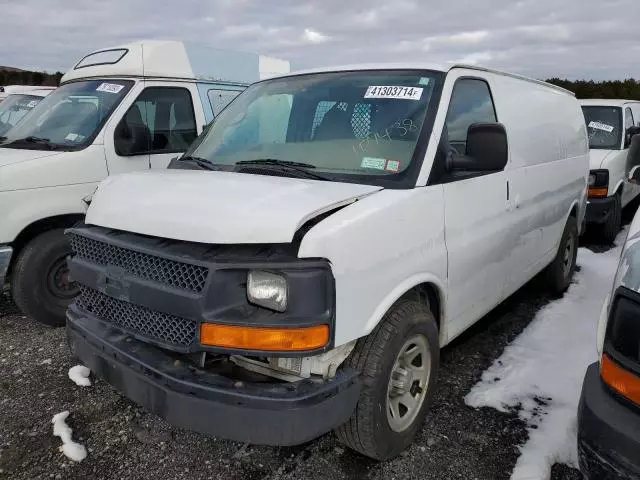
[0,87,54,137]
[580,99,640,243]
[66,64,589,459]
[0,40,289,326]
[0,85,55,102]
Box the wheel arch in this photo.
[363,274,447,345]
[7,214,85,277]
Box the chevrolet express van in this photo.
[581,99,640,243]
[578,137,640,478]
[0,40,289,326]
[0,87,54,136]
[66,64,589,459]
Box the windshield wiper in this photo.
[7,136,63,150]
[175,155,219,171]
[235,158,329,181]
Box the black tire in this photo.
[545,216,578,295]
[334,299,439,460]
[10,229,78,327]
[601,193,622,245]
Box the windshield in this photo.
[0,94,44,136]
[184,70,443,187]
[0,79,134,150]
[582,106,622,150]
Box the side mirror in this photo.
[627,135,640,180]
[114,121,151,156]
[626,126,640,148]
[448,123,508,172]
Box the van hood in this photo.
[588,149,616,169]
[0,147,63,168]
[86,170,382,244]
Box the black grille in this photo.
[69,234,209,293]
[77,287,197,348]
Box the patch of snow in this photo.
[465,228,627,480]
[41,358,52,365]
[51,411,87,462]
[68,365,91,387]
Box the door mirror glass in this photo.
[114,104,152,156]
[627,135,640,181]
[448,122,508,172]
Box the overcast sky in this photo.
[1,0,639,80]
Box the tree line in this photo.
[0,68,63,87]
[2,67,640,100]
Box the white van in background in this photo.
[581,99,640,243]
[67,64,589,459]
[0,87,55,137]
[0,85,55,102]
[0,40,289,327]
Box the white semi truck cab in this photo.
[0,40,289,326]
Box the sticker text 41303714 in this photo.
[364,86,423,101]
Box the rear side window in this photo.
[444,79,497,154]
[208,89,241,117]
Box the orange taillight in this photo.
[601,354,640,406]
[200,323,329,352]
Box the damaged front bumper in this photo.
[67,308,361,446]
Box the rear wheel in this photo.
[545,216,578,295]
[334,299,439,460]
[601,193,622,245]
[10,229,78,327]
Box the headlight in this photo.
[247,270,288,312]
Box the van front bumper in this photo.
[67,308,361,446]
[585,196,616,224]
[577,362,640,479]
[0,246,12,290]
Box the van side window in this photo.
[625,107,635,129]
[115,87,197,156]
[208,89,241,117]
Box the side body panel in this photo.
[298,188,448,347]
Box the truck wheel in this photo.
[545,216,578,295]
[11,229,78,327]
[601,193,622,245]
[334,299,439,460]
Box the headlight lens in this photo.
[247,270,288,312]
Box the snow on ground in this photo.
[465,229,628,480]
[51,411,87,462]
[68,365,91,387]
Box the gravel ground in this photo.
[0,275,585,480]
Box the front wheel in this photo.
[334,299,439,460]
[10,229,79,327]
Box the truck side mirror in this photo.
[114,119,151,156]
[627,135,640,183]
[625,126,640,148]
[448,123,509,172]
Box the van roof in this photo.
[60,40,290,85]
[579,99,640,107]
[261,63,575,96]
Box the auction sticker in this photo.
[96,83,124,94]
[361,157,387,170]
[588,121,614,133]
[386,160,401,172]
[364,85,423,101]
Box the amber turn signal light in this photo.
[601,354,640,406]
[588,187,608,198]
[200,323,330,352]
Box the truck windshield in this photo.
[185,70,443,188]
[0,79,134,151]
[0,94,45,136]
[582,106,622,150]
